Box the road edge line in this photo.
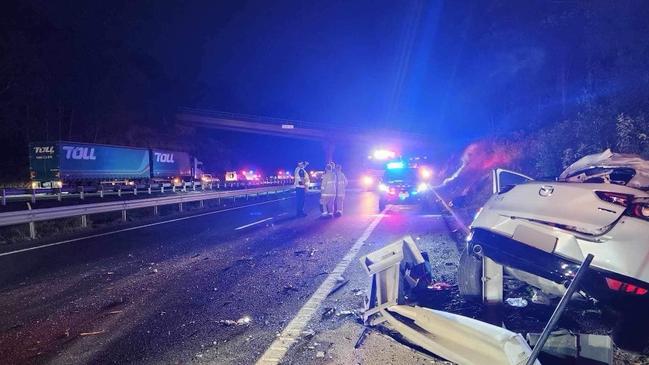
[255,209,386,365]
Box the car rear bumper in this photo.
[469,228,649,309]
[380,192,428,205]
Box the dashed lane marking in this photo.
[255,209,387,365]
[234,217,273,230]
[0,197,292,257]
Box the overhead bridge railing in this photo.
[0,186,294,239]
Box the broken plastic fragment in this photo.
[505,297,528,307]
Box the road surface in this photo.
[0,192,456,364]
[1,191,644,364]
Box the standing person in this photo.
[294,161,310,217]
[320,163,335,217]
[334,164,347,217]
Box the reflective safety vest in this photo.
[294,167,309,188]
[321,172,336,196]
[335,171,347,197]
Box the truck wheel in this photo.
[379,199,386,212]
[458,247,482,301]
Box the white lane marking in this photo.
[255,209,386,365]
[234,217,273,231]
[421,214,442,218]
[0,197,291,257]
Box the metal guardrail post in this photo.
[1,188,5,206]
[117,188,121,197]
[122,209,127,222]
[57,189,62,201]
[153,205,158,216]
[31,189,36,204]
[161,185,165,193]
[192,182,196,191]
[148,186,152,195]
[27,202,36,239]
[81,214,87,228]
[172,185,176,193]
[179,202,183,212]
[80,186,85,200]
[199,200,204,208]
[182,184,186,193]
[99,187,104,198]
[133,187,138,196]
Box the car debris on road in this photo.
[505,297,528,308]
[359,236,540,365]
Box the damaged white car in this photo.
[460,149,649,350]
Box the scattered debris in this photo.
[302,329,315,339]
[283,285,299,294]
[505,297,528,308]
[336,309,358,318]
[351,288,364,296]
[428,282,453,291]
[530,288,552,305]
[79,330,106,336]
[107,310,123,315]
[218,316,252,326]
[354,327,370,349]
[321,307,335,319]
[316,351,325,358]
[294,248,317,257]
[327,277,349,297]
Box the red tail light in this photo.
[595,191,631,207]
[606,277,648,295]
[628,202,649,221]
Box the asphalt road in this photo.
[1,191,449,364]
[1,191,645,365]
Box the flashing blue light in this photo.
[386,161,404,169]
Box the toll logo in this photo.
[154,152,175,163]
[33,146,55,154]
[62,146,97,160]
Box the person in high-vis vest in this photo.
[320,163,336,217]
[294,161,310,217]
[334,164,348,217]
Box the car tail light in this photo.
[628,202,649,221]
[595,191,631,207]
[605,277,648,295]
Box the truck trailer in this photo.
[29,141,207,188]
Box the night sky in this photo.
[3,1,649,176]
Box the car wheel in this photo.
[379,199,386,212]
[458,247,482,301]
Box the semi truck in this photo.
[29,141,208,188]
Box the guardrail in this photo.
[0,179,294,205]
[0,185,294,239]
